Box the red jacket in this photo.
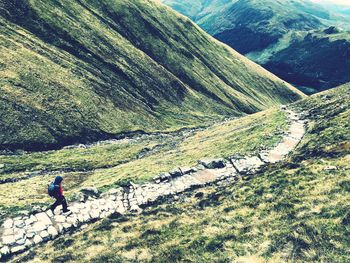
[59,183,63,196]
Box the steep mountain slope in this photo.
[0,0,303,151]
[200,0,325,53]
[264,28,350,92]
[10,83,350,263]
[163,0,350,93]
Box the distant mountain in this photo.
[310,0,350,15]
[264,28,350,92]
[162,0,350,93]
[162,0,233,21]
[0,0,303,151]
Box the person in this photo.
[50,176,70,214]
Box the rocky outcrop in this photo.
[0,108,307,260]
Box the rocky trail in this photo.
[0,108,307,260]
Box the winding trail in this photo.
[0,108,307,260]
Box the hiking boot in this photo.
[63,209,72,215]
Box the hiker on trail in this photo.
[48,176,70,214]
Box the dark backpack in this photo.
[48,182,56,197]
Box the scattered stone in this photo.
[24,239,32,248]
[232,156,265,174]
[25,217,35,226]
[154,178,161,184]
[198,159,225,169]
[62,223,72,231]
[67,215,79,227]
[32,206,44,214]
[72,192,86,202]
[130,205,142,214]
[40,230,50,240]
[0,246,10,256]
[29,215,37,223]
[35,212,52,225]
[180,167,197,175]
[69,206,80,214]
[107,188,121,195]
[31,222,47,232]
[195,163,204,170]
[13,219,25,228]
[324,166,337,171]
[54,215,66,223]
[16,238,26,246]
[159,172,171,182]
[33,235,43,244]
[26,232,35,239]
[11,245,25,254]
[89,210,100,219]
[3,219,13,229]
[46,210,54,218]
[57,224,64,233]
[3,228,13,236]
[47,226,58,237]
[2,235,16,246]
[14,229,25,241]
[80,187,99,197]
[169,168,182,178]
[78,212,91,223]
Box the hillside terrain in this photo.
[264,28,350,92]
[162,0,350,93]
[0,107,289,221]
[1,0,349,262]
[0,0,304,152]
[6,82,350,263]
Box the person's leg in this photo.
[61,196,69,212]
[50,197,62,212]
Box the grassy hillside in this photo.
[0,107,288,221]
[163,0,350,93]
[11,84,350,263]
[0,0,303,151]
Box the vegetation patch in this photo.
[11,84,349,263]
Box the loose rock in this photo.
[198,159,226,169]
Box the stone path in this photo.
[0,108,307,260]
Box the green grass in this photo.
[0,0,303,150]
[0,108,288,220]
[0,138,159,176]
[11,84,350,263]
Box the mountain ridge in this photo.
[162,0,350,93]
[0,0,303,151]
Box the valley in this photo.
[0,107,289,222]
[0,0,349,262]
[2,81,349,263]
[0,0,303,151]
[0,106,307,260]
[163,0,350,93]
